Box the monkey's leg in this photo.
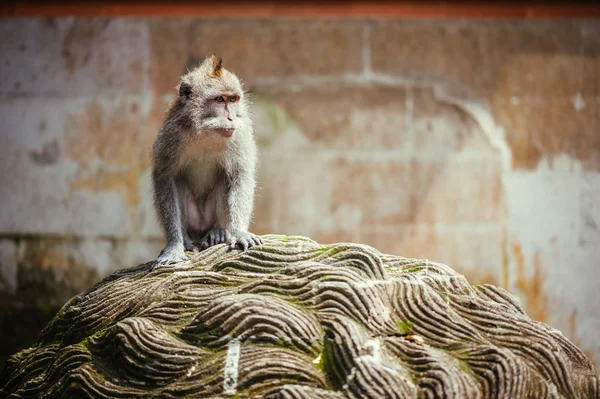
[180,183,201,253]
[152,176,189,267]
[217,172,264,251]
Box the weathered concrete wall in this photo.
[0,18,598,366]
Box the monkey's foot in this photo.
[153,246,189,268]
[228,229,264,251]
[199,228,228,250]
[184,238,200,253]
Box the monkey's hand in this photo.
[199,228,229,250]
[153,245,188,268]
[228,229,264,251]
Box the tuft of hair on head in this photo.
[211,55,223,77]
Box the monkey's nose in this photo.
[227,116,233,121]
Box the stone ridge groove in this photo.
[0,235,598,398]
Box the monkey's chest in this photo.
[181,162,221,196]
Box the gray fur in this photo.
[151,56,262,267]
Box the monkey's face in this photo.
[178,57,248,140]
[198,91,243,138]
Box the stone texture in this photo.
[0,236,597,398]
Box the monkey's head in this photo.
[177,55,249,139]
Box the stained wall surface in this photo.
[0,18,598,367]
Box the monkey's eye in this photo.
[229,95,239,103]
[215,96,225,103]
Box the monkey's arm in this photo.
[227,168,255,231]
[226,168,263,250]
[151,134,188,265]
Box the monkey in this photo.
[150,55,263,267]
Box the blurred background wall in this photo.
[0,3,599,369]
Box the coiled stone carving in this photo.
[1,235,598,398]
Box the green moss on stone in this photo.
[318,336,334,373]
[396,320,414,335]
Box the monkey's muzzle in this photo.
[216,128,235,137]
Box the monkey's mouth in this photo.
[216,128,235,137]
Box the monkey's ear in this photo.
[212,55,223,77]
[179,81,192,102]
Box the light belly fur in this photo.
[180,161,220,239]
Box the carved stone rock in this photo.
[1,235,598,398]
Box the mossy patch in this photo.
[317,336,334,373]
[396,320,414,335]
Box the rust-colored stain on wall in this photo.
[513,244,548,323]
